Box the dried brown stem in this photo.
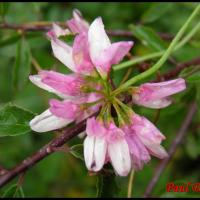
[143,102,197,198]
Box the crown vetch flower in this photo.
[29,10,133,132]
[84,117,131,176]
[132,78,186,109]
[29,9,186,176]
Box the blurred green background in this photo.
[0,2,200,198]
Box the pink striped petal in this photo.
[67,9,89,34]
[131,114,165,144]
[133,78,186,109]
[49,99,79,120]
[125,132,151,170]
[29,75,68,99]
[86,117,106,137]
[72,33,94,74]
[93,41,133,75]
[39,70,84,97]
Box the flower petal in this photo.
[49,99,79,120]
[86,117,106,137]
[29,75,69,99]
[84,135,95,170]
[72,33,94,74]
[108,139,131,176]
[47,23,70,39]
[131,114,165,144]
[39,70,83,97]
[133,96,172,109]
[67,9,89,34]
[50,37,76,72]
[93,137,107,171]
[88,17,111,76]
[93,41,133,74]
[138,136,168,159]
[29,109,71,133]
[132,78,186,109]
[125,133,151,171]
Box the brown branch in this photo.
[0,46,198,189]
[0,22,173,40]
[154,56,200,82]
[143,102,197,198]
[0,113,96,188]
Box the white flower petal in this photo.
[93,137,107,171]
[51,38,76,72]
[84,136,95,170]
[88,17,111,66]
[30,109,71,133]
[108,139,131,176]
[52,23,70,37]
[77,131,86,139]
[29,75,70,99]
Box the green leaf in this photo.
[0,34,21,47]
[96,174,119,198]
[12,37,31,91]
[70,144,84,161]
[2,184,25,198]
[129,24,167,51]
[141,3,173,24]
[0,103,35,137]
[185,134,200,159]
[186,71,200,83]
[0,3,9,19]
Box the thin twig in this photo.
[127,169,135,198]
[143,102,197,198]
[0,22,173,40]
[154,56,200,81]
[0,53,198,189]
[0,112,97,188]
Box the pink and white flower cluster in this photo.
[29,10,186,176]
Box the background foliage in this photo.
[0,2,200,197]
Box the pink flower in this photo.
[29,9,187,177]
[67,9,89,34]
[132,78,186,109]
[84,117,131,176]
[123,114,168,170]
[29,10,133,133]
[47,11,133,77]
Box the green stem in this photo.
[82,98,104,108]
[127,169,135,198]
[113,21,200,72]
[113,5,200,94]
[112,102,125,126]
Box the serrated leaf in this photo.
[12,37,31,91]
[0,103,35,137]
[2,184,25,198]
[129,24,167,51]
[70,144,84,161]
[141,3,173,24]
